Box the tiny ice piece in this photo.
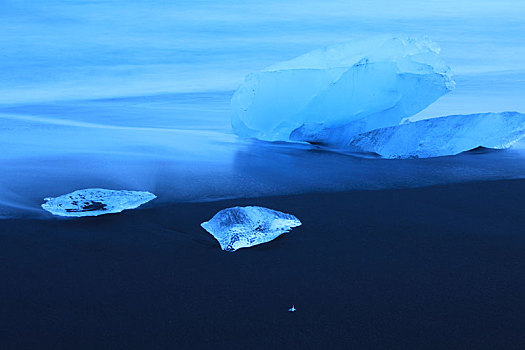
[289,305,297,312]
[41,188,157,217]
[201,206,302,252]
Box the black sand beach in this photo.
[1,179,524,349]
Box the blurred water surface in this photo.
[1,0,524,217]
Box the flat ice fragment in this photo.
[201,206,301,252]
[347,112,525,159]
[41,188,157,217]
[231,36,454,144]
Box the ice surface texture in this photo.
[41,188,157,217]
[347,112,525,159]
[231,36,454,143]
[201,206,302,252]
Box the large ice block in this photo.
[347,112,525,159]
[231,36,454,144]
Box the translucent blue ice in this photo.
[231,36,454,144]
[201,206,301,252]
[347,112,525,159]
[41,188,156,217]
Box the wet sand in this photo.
[1,179,524,349]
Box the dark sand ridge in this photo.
[1,179,524,349]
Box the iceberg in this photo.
[41,188,157,217]
[231,36,454,144]
[201,206,301,252]
[347,112,525,159]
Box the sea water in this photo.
[1,0,524,218]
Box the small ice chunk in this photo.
[41,188,157,217]
[347,111,525,159]
[231,36,454,143]
[201,206,301,252]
